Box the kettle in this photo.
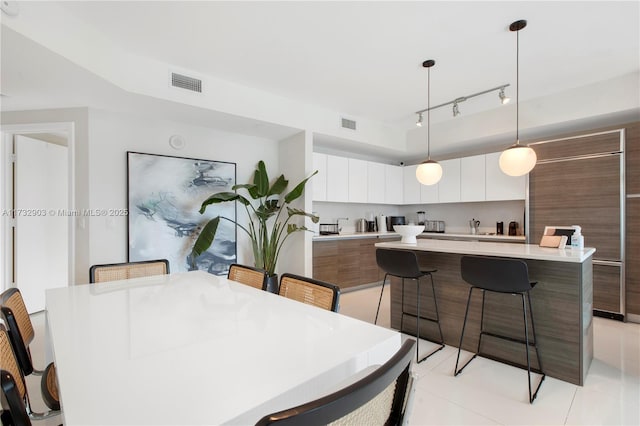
[356,218,367,233]
[469,218,480,235]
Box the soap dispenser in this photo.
[571,225,584,249]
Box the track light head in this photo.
[452,102,460,117]
[416,113,423,127]
[499,87,510,104]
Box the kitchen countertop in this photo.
[313,231,526,242]
[375,239,595,263]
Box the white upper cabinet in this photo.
[367,161,386,204]
[403,165,421,205]
[326,154,349,202]
[348,158,368,203]
[312,153,327,201]
[438,159,461,203]
[460,155,486,202]
[384,165,404,205]
[420,175,439,204]
[485,152,526,201]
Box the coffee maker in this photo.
[508,221,518,236]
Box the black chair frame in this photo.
[278,273,341,313]
[89,258,169,283]
[454,256,546,403]
[375,249,444,363]
[0,288,36,376]
[228,263,269,291]
[255,339,416,425]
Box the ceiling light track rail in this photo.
[415,84,510,115]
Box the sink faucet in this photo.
[336,217,349,232]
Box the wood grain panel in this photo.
[389,250,591,385]
[626,198,640,315]
[529,155,622,260]
[312,241,338,284]
[359,238,380,284]
[337,239,362,287]
[592,263,622,313]
[624,122,640,195]
[530,130,623,161]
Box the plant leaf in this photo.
[287,207,319,223]
[199,192,249,213]
[284,170,318,204]
[287,224,311,234]
[268,175,288,196]
[253,161,269,197]
[191,217,220,261]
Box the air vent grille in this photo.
[341,117,357,130]
[171,72,202,93]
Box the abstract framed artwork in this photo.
[127,151,236,275]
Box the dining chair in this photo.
[278,273,340,312]
[0,288,60,412]
[228,263,268,291]
[89,258,169,283]
[1,324,60,426]
[256,339,416,425]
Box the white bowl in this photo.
[393,225,425,244]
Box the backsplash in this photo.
[312,200,525,235]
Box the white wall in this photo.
[87,108,279,274]
[276,131,313,276]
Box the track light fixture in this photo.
[499,19,537,177]
[415,84,509,120]
[499,87,510,104]
[416,112,423,127]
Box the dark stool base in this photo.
[454,286,546,403]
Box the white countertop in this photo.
[375,239,595,263]
[46,271,400,425]
[314,231,526,242]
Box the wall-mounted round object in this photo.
[169,134,185,150]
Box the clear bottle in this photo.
[571,225,584,249]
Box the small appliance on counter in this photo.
[377,214,387,232]
[424,220,445,233]
[469,218,480,235]
[356,218,368,233]
[417,211,426,225]
[387,216,406,230]
[496,221,504,235]
[319,223,339,235]
[508,221,519,236]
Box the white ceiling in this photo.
[52,1,639,125]
[1,1,639,159]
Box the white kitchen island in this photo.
[375,239,595,385]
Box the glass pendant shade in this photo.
[416,160,443,185]
[499,144,537,176]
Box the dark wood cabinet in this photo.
[312,236,399,290]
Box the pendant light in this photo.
[499,19,537,177]
[416,59,443,186]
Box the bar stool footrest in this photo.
[481,330,539,347]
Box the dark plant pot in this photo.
[265,274,279,293]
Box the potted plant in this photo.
[190,160,318,291]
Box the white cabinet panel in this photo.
[312,153,327,201]
[348,158,368,203]
[438,159,461,203]
[403,165,421,205]
[384,165,403,205]
[420,175,439,203]
[326,155,349,202]
[461,155,486,202]
[367,162,386,204]
[485,152,526,201]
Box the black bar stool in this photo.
[454,255,545,403]
[375,248,444,363]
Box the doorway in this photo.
[1,122,75,313]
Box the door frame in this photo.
[1,122,76,291]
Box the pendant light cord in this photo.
[427,66,431,159]
[516,28,520,145]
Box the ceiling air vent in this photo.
[341,117,357,131]
[171,72,202,93]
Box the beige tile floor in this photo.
[24,286,640,425]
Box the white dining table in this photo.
[45,271,400,425]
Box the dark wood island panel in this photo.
[381,244,593,386]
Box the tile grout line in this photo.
[563,387,578,425]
